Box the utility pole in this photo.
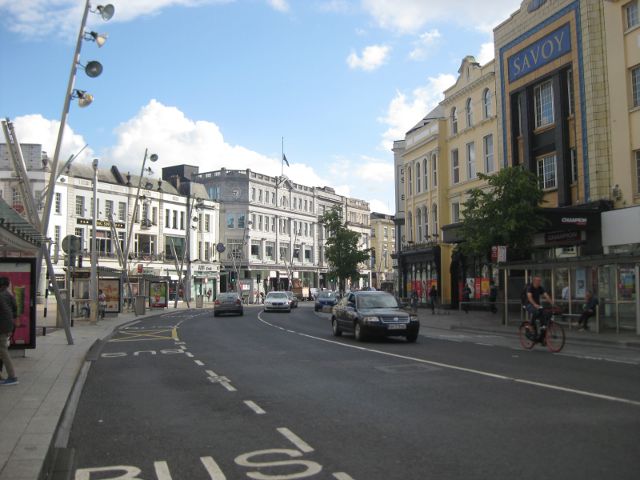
[89,159,99,323]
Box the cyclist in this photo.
[525,276,554,336]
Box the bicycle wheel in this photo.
[519,322,536,350]
[545,322,565,353]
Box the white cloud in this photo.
[361,0,521,34]
[354,156,394,183]
[266,0,289,13]
[408,29,441,61]
[346,44,391,71]
[369,199,392,215]
[378,73,456,150]
[0,0,234,39]
[477,41,495,65]
[11,114,94,165]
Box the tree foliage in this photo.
[320,206,371,292]
[460,167,547,259]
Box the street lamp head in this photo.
[92,158,99,169]
[149,153,159,162]
[72,89,93,107]
[96,4,115,21]
[85,31,108,47]
[81,60,103,78]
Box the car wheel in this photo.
[332,317,342,337]
[314,306,319,312]
[406,332,418,343]
[354,322,365,342]
[214,312,218,317]
[239,311,244,316]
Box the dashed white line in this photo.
[200,457,227,480]
[206,369,218,377]
[185,352,194,358]
[257,313,640,408]
[277,427,314,453]
[220,381,237,392]
[243,400,266,415]
[194,359,204,366]
[333,473,355,480]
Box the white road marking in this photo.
[474,342,494,347]
[277,427,314,453]
[206,369,218,377]
[220,381,237,392]
[244,400,266,415]
[333,473,355,480]
[153,461,172,480]
[185,352,194,358]
[200,456,227,480]
[194,360,204,366]
[257,313,640,408]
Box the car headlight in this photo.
[410,315,418,322]
[362,316,380,324]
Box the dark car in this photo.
[213,292,244,317]
[331,291,419,342]
[314,291,338,312]
[285,291,298,308]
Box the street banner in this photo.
[481,278,491,297]
[0,259,36,350]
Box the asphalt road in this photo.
[67,303,640,480]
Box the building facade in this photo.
[370,212,396,290]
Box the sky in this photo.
[0,0,522,214]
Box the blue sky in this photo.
[0,0,521,213]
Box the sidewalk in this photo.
[415,306,640,350]
[0,302,191,480]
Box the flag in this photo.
[282,153,289,167]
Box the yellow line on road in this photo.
[172,327,179,341]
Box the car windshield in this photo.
[267,293,287,299]
[286,292,294,297]
[356,294,399,309]
[319,292,336,298]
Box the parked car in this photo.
[285,291,299,308]
[264,291,291,313]
[314,291,338,311]
[309,288,319,300]
[213,292,244,317]
[331,291,420,342]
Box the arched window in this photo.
[483,88,492,118]
[407,211,413,242]
[423,158,429,191]
[466,97,473,127]
[431,153,438,187]
[416,208,422,242]
[415,162,421,193]
[451,107,458,134]
[423,206,429,239]
[432,204,439,240]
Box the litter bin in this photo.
[196,295,204,308]
[135,295,146,315]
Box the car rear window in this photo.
[219,294,238,301]
[319,292,335,298]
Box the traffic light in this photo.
[229,271,237,285]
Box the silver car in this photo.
[264,292,291,313]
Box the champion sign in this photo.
[561,217,587,227]
[508,23,572,83]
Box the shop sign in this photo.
[491,246,507,263]
[508,23,571,82]
[77,218,125,228]
[544,230,581,246]
[561,216,587,227]
[196,265,216,272]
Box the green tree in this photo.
[320,206,371,292]
[460,166,547,259]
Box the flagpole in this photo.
[281,136,284,177]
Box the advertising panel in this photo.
[149,281,169,308]
[0,259,37,350]
[98,278,121,313]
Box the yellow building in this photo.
[370,212,396,290]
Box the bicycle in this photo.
[519,305,565,353]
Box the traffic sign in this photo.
[62,235,81,254]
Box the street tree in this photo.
[320,206,371,292]
[460,166,547,260]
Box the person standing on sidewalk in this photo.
[0,277,18,386]
[98,289,107,319]
[428,285,437,314]
[462,284,472,314]
[489,280,498,314]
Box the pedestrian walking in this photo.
[98,289,107,319]
[489,280,498,314]
[462,284,472,314]
[410,290,419,314]
[0,277,18,386]
[428,285,437,314]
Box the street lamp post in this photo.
[89,158,99,323]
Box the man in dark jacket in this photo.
[0,277,18,386]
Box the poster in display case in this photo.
[0,259,37,350]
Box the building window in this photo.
[483,134,494,173]
[465,97,473,127]
[172,210,178,229]
[265,242,275,260]
[567,69,575,116]
[74,227,84,250]
[415,162,421,193]
[251,188,256,201]
[451,107,458,134]
[432,154,437,187]
[537,154,558,190]
[625,1,639,29]
[105,200,113,219]
[75,196,85,216]
[632,65,640,108]
[251,242,261,260]
[180,211,185,230]
[226,213,235,229]
[259,189,263,202]
[483,88,492,118]
[635,150,640,194]
[165,209,170,228]
[432,204,438,238]
[466,142,476,180]
[451,149,460,184]
[54,225,61,248]
[271,192,276,204]
[271,216,276,232]
[407,166,413,195]
[534,80,554,128]
[423,158,429,191]
[205,214,211,232]
[152,206,158,225]
[54,192,62,214]
[451,202,460,224]
[238,214,245,229]
[407,211,413,242]
[118,202,126,222]
[570,148,578,184]
[423,207,429,239]
[416,208,423,242]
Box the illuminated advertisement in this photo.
[149,281,168,308]
[98,278,121,313]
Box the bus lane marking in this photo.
[277,427,314,453]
